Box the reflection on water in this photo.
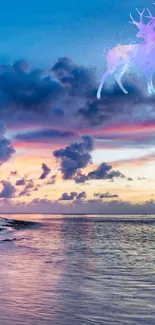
[0,215,155,324]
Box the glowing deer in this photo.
[97,8,155,99]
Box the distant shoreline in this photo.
[0,213,154,216]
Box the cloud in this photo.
[73,172,87,184]
[33,185,40,191]
[10,171,18,176]
[128,177,133,181]
[74,162,124,183]
[47,175,56,185]
[94,192,119,199]
[19,179,36,197]
[39,163,51,180]
[19,189,31,197]
[0,181,16,198]
[59,191,87,201]
[87,163,113,179]
[59,192,77,201]
[77,82,144,127]
[51,57,96,97]
[2,198,155,214]
[0,122,15,165]
[25,180,35,189]
[1,54,155,179]
[0,57,96,132]
[16,178,25,186]
[53,135,94,179]
[0,59,63,114]
[14,129,76,143]
[52,135,124,184]
[76,191,87,200]
[0,56,155,153]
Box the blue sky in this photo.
[0,0,150,68]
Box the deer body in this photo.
[97,8,155,99]
[97,44,138,98]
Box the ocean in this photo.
[0,214,155,325]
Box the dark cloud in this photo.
[52,58,145,131]
[25,180,34,189]
[87,163,112,180]
[0,181,16,198]
[0,57,154,143]
[78,101,108,127]
[128,177,133,181]
[59,192,77,201]
[0,122,15,165]
[0,59,63,114]
[77,81,145,127]
[39,163,51,180]
[94,192,119,199]
[74,162,124,183]
[59,191,87,201]
[10,171,18,176]
[53,135,124,184]
[0,57,95,131]
[16,178,25,186]
[47,175,56,185]
[76,191,87,200]
[0,56,154,153]
[51,57,96,97]
[19,189,31,197]
[19,180,35,197]
[73,171,87,184]
[53,135,94,179]
[15,129,76,143]
[33,185,40,191]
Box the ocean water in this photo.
[0,214,155,325]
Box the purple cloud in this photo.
[0,181,16,198]
[53,135,94,179]
[74,162,124,183]
[16,178,26,186]
[94,192,119,199]
[59,192,77,201]
[39,163,51,180]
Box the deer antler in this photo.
[145,8,155,28]
[129,8,145,29]
[145,8,155,22]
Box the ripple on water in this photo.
[0,215,155,325]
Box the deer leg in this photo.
[150,79,155,93]
[149,69,155,93]
[147,79,153,94]
[143,69,154,94]
[97,70,112,99]
[114,64,128,94]
[150,82,155,93]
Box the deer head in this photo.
[129,8,155,41]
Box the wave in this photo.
[0,217,40,243]
[0,217,40,229]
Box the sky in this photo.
[0,0,155,213]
